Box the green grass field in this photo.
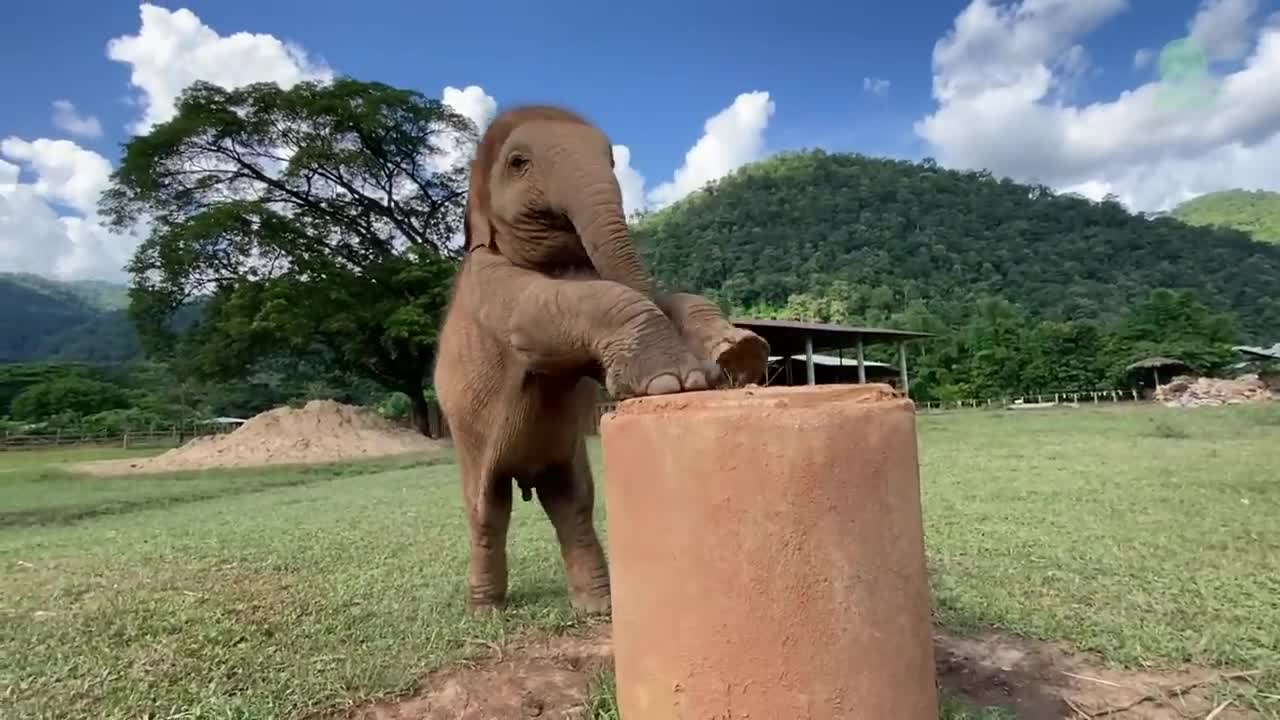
[2,403,1278,719]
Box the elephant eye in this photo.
[507,152,530,174]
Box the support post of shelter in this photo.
[805,334,816,385]
[601,385,938,718]
[857,335,867,384]
[898,341,910,397]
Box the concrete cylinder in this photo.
[600,383,937,719]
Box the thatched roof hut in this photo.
[1125,357,1190,391]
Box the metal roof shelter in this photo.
[1235,344,1280,361]
[731,318,935,395]
[766,353,900,387]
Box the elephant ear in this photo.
[462,148,497,253]
[462,109,508,253]
[462,193,495,252]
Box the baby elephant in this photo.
[433,104,768,614]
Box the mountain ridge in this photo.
[0,273,139,364]
[1169,189,1280,244]
[632,150,1280,342]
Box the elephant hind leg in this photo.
[535,442,610,615]
[462,457,514,613]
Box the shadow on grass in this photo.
[0,454,455,528]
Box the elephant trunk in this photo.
[555,153,656,298]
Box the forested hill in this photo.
[0,273,140,363]
[632,150,1280,341]
[1170,189,1280,244]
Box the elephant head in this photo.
[464,105,655,297]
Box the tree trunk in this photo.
[405,385,433,437]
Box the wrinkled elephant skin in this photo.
[432,105,769,613]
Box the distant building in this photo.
[1124,357,1190,398]
[731,318,935,396]
[1234,343,1280,362]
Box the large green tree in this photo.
[11,377,131,423]
[1104,288,1242,375]
[101,77,474,434]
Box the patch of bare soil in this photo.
[320,623,1263,719]
[936,630,1261,719]
[321,623,613,720]
[74,400,445,476]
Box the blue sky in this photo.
[1,0,1210,175]
[3,0,1280,280]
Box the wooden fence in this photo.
[0,425,230,452]
[916,388,1144,412]
[1,389,1143,451]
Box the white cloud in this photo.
[50,100,102,139]
[0,150,140,281]
[2,3,331,281]
[863,77,891,96]
[106,2,332,134]
[1189,0,1259,62]
[0,185,74,277]
[0,159,17,190]
[611,144,647,218]
[646,91,776,209]
[916,0,1280,211]
[442,85,498,135]
[434,84,498,177]
[0,138,113,214]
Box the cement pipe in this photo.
[600,383,937,719]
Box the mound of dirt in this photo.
[1155,374,1276,408]
[81,400,444,475]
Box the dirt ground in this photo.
[316,622,1261,720]
[73,400,445,476]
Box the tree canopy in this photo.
[101,77,475,433]
[10,376,131,423]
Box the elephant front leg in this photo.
[463,462,513,612]
[508,277,710,399]
[535,442,610,614]
[657,292,770,387]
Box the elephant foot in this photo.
[465,572,508,615]
[569,588,611,616]
[560,539,611,616]
[604,346,709,399]
[711,329,770,387]
[465,590,507,615]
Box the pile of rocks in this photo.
[1154,374,1276,408]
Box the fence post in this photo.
[122,432,131,450]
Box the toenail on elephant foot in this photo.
[644,373,683,396]
[684,369,708,390]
